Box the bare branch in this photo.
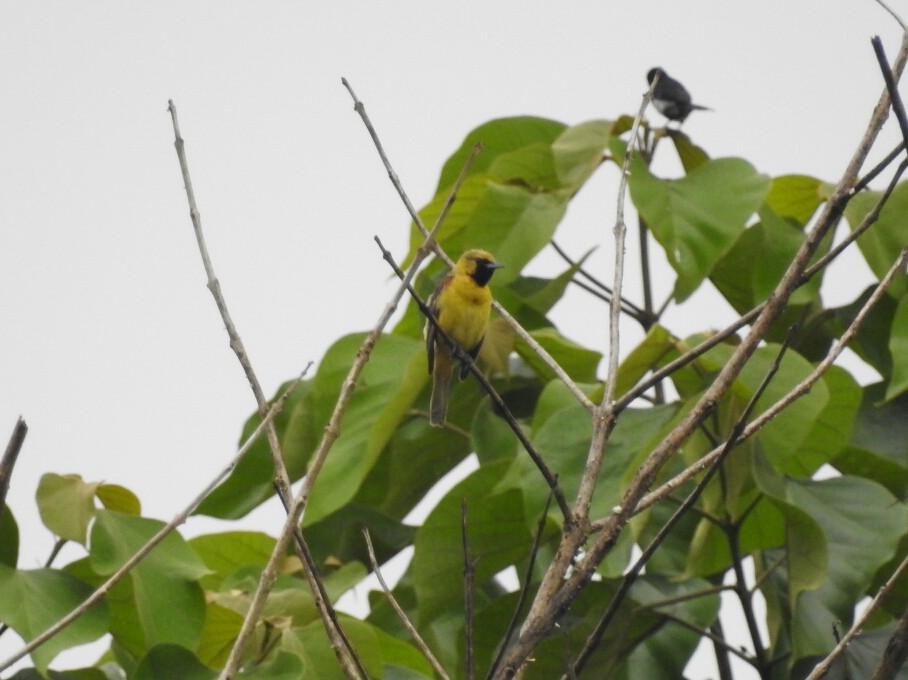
[872,36,908,151]
[0,378,304,674]
[362,527,451,680]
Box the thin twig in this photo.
[875,0,907,31]
[462,500,475,680]
[362,527,451,680]
[0,378,304,674]
[0,417,27,518]
[872,36,908,150]
[573,73,656,523]
[853,141,905,192]
[549,240,650,324]
[806,551,908,680]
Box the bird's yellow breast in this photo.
[436,275,492,351]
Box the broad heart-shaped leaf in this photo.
[0,505,18,567]
[667,129,710,173]
[436,116,566,192]
[835,382,908,498]
[401,118,615,302]
[711,206,823,314]
[627,150,771,301]
[36,473,99,544]
[844,180,908,299]
[196,377,314,519]
[885,292,908,401]
[412,460,530,624]
[755,458,906,664]
[303,333,427,526]
[96,483,141,516]
[764,174,830,226]
[0,564,108,673]
[89,510,209,659]
[404,174,570,286]
[550,118,613,189]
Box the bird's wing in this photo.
[425,274,452,374]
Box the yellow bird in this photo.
[425,249,503,427]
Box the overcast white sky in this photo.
[1,2,905,677]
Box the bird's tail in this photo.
[430,353,455,427]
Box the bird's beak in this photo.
[490,262,505,269]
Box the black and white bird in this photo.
[646,67,710,124]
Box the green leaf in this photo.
[550,118,613,189]
[196,378,314,519]
[36,473,99,544]
[90,510,209,658]
[284,618,381,680]
[412,460,529,623]
[667,129,710,173]
[614,325,675,399]
[756,461,906,662]
[188,531,277,590]
[885,293,908,401]
[835,382,908,498]
[843,182,908,299]
[436,116,566,192]
[514,327,602,383]
[304,333,427,526]
[764,174,829,226]
[711,207,822,314]
[196,602,244,668]
[134,644,217,680]
[628,153,771,300]
[0,564,108,673]
[0,505,18,567]
[829,285,899,379]
[96,483,141,516]
[408,177,570,285]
